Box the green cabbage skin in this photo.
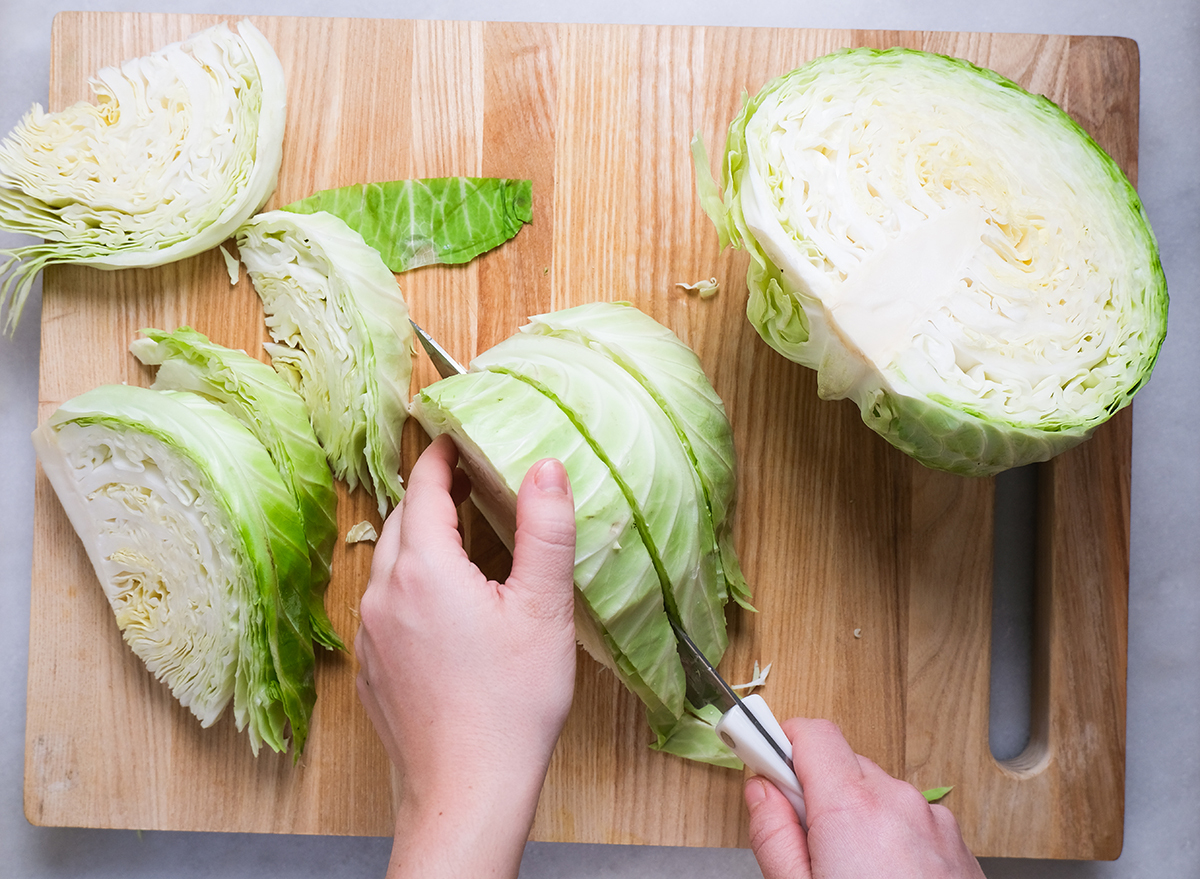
[0,20,286,333]
[698,47,1168,476]
[130,326,345,652]
[236,209,413,516]
[410,302,750,768]
[32,384,316,756]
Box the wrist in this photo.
[385,762,549,879]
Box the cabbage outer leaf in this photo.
[32,384,316,755]
[284,177,533,273]
[708,47,1168,476]
[237,209,412,515]
[0,20,286,332]
[131,326,344,652]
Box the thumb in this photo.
[507,458,576,614]
[746,777,812,879]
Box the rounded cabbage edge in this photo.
[79,20,287,270]
[720,46,1169,476]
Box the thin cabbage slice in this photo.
[131,326,344,652]
[0,20,286,332]
[521,301,752,610]
[471,333,728,664]
[701,47,1168,475]
[32,384,316,755]
[410,369,686,718]
[236,209,412,516]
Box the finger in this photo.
[744,776,812,879]
[506,458,576,613]
[392,434,466,555]
[783,717,868,810]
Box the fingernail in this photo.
[744,777,767,809]
[534,459,569,495]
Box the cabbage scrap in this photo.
[32,384,316,756]
[131,326,345,652]
[697,48,1168,475]
[0,20,286,333]
[236,209,412,516]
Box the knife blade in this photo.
[411,319,467,377]
[671,618,807,825]
[411,318,806,824]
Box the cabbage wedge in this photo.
[33,384,316,756]
[131,326,345,652]
[697,47,1168,475]
[236,209,412,516]
[410,303,750,767]
[0,20,286,333]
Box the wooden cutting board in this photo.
[25,12,1135,860]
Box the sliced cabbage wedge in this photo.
[236,209,412,516]
[0,20,286,333]
[410,369,687,719]
[410,305,751,767]
[32,384,316,756]
[521,301,752,610]
[130,326,345,652]
[698,47,1168,476]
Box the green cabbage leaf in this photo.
[283,177,532,273]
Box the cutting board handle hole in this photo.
[989,463,1041,765]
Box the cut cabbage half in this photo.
[699,47,1168,475]
[33,384,316,756]
[0,20,286,332]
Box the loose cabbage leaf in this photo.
[131,326,345,652]
[700,47,1168,476]
[0,20,286,333]
[236,209,412,516]
[32,384,316,756]
[283,177,532,273]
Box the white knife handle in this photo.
[716,694,808,828]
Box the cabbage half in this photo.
[131,326,344,652]
[410,302,749,767]
[236,209,412,516]
[32,384,316,756]
[0,20,286,333]
[698,47,1168,476]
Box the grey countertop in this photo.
[2,1,1197,876]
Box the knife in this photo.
[670,618,807,825]
[411,318,807,825]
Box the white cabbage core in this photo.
[51,422,241,727]
[741,59,1146,427]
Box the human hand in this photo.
[355,434,577,879]
[746,718,984,879]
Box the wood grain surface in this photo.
[25,13,1135,859]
